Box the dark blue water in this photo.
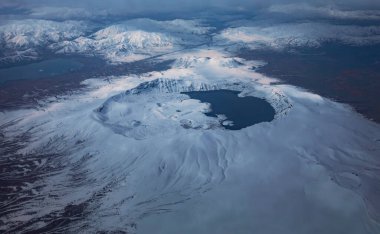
[0,58,83,85]
[182,90,275,130]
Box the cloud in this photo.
[0,2,21,8]
[2,0,380,16]
[268,3,380,20]
[29,7,96,20]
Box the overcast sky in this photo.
[2,0,380,12]
[1,0,380,22]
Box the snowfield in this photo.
[218,22,380,49]
[0,19,91,63]
[0,18,213,64]
[2,16,380,65]
[51,18,213,63]
[1,45,380,233]
[1,16,380,233]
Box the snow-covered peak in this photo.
[52,24,177,63]
[93,25,126,39]
[0,19,89,48]
[93,26,174,49]
[173,55,244,69]
[219,23,380,49]
[0,19,91,64]
[124,30,173,48]
[51,18,212,63]
[0,17,213,64]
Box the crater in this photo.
[182,89,275,130]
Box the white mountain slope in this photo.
[218,22,380,49]
[0,19,90,63]
[0,19,88,48]
[51,18,213,63]
[51,28,175,63]
[1,47,379,233]
[0,18,212,64]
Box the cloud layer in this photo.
[2,0,380,15]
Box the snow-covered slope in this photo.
[218,22,380,49]
[0,18,212,64]
[1,47,379,233]
[268,3,380,21]
[0,20,88,48]
[51,27,175,63]
[51,18,212,63]
[0,19,90,63]
[1,11,380,234]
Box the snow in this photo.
[53,28,176,63]
[0,19,90,63]
[1,45,380,233]
[268,3,380,20]
[1,16,379,65]
[218,23,380,49]
[0,19,89,48]
[51,18,212,63]
[1,15,380,233]
[0,18,211,64]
